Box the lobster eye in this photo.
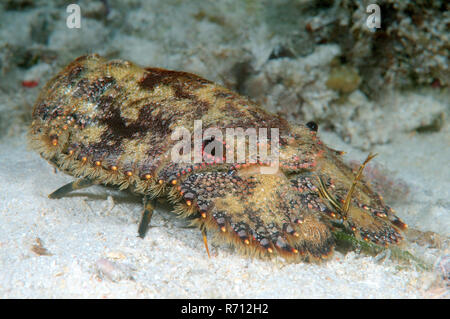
[306,121,318,132]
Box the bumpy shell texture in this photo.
[29,54,407,262]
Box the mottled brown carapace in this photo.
[29,54,407,262]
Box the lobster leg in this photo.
[48,178,94,199]
[138,195,156,238]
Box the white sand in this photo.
[0,128,447,298]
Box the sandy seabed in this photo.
[0,127,448,298]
